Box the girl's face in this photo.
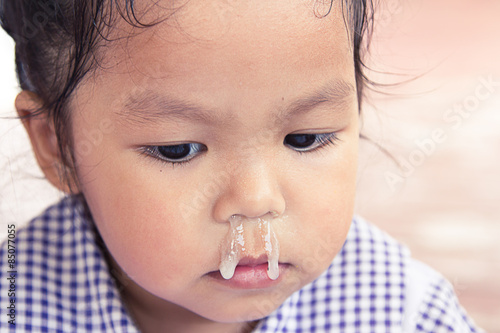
[69,0,358,326]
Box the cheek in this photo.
[284,136,357,277]
[76,154,217,289]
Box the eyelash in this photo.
[140,132,339,167]
[284,132,339,154]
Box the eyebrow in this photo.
[116,79,355,127]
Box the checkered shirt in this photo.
[0,195,483,332]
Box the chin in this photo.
[196,297,283,324]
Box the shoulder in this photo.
[405,260,484,333]
[0,196,138,332]
[0,195,99,280]
[339,218,484,333]
[4,195,90,245]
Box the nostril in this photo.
[230,210,280,221]
[269,210,279,218]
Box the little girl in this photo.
[0,0,484,332]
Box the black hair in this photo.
[0,0,374,186]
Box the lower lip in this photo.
[209,263,287,289]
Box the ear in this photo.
[15,91,78,194]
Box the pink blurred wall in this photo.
[356,1,500,331]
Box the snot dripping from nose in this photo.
[219,214,282,281]
[219,215,244,279]
[260,218,280,280]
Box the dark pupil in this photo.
[158,144,191,159]
[284,134,316,148]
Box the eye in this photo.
[142,143,207,165]
[284,132,338,152]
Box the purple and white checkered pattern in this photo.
[413,278,483,333]
[0,196,137,332]
[0,196,483,332]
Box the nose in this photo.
[213,158,286,222]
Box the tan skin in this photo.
[16,1,359,332]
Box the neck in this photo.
[104,250,259,333]
[121,283,259,333]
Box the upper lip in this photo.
[237,254,268,266]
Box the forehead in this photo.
[104,1,352,72]
[81,0,355,120]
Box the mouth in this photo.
[208,255,289,289]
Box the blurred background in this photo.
[0,0,499,331]
[356,0,500,331]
